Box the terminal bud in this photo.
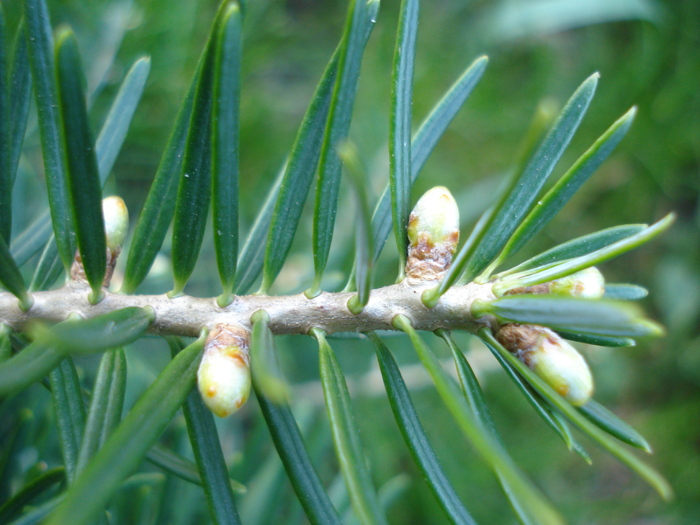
[405,186,460,284]
[496,323,593,406]
[197,324,251,417]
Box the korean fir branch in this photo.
[3,189,494,342]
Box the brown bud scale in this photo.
[405,229,459,283]
[495,323,554,367]
[205,323,251,367]
[503,284,551,296]
[70,247,121,287]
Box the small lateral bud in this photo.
[549,267,605,298]
[505,267,605,299]
[197,324,251,417]
[70,196,130,286]
[405,186,460,285]
[496,324,593,406]
[102,196,129,254]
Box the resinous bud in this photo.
[405,186,460,284]
[198,324,251,417]
[496,324,593,406]
[102,196,129,254]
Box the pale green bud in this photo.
[70,196,130,286]
[198,324,251,417]
[504,267,605,299]
[405,186,460,284]
[548,267,605,298]
[496,324,593,406]
[102,196,129,253]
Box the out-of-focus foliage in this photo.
[2,0,698,523]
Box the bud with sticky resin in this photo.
[197,324,251,417]
[405,186,460,284]
[496,324,593,406]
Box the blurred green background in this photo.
[2,0,699,523]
